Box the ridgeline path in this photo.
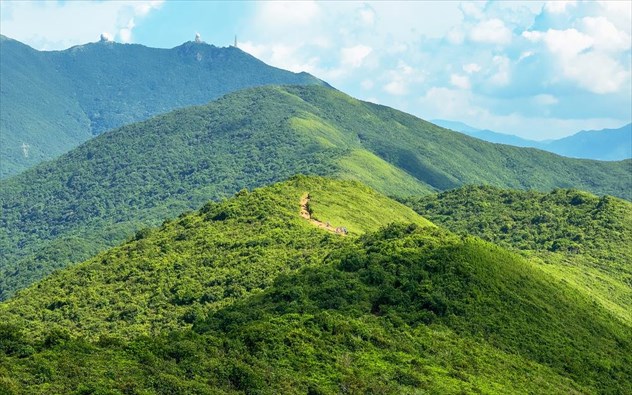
[300,193,346,235]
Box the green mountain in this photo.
[433,119,632,161]
[0,35,324,178]
[1,85,630,300]
[1,177,630,394]
[402,186,632,325]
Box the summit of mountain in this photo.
[0,34,325,178]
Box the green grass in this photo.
[306,177,433,235]
[337,149,434,196]
[530,253,632,326]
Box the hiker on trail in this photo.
[335,226,348,235]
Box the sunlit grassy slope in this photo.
[0,176,432,340]
[1,177,630,394]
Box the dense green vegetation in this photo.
[2,85,630,300]
[1,178,630,393]
[402,186,632,324]
[0,35,324,178]
[0,176,431,339]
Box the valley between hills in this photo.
[0,35,631,395]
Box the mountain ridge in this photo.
[1,85,630,300]
[0,34,326,178]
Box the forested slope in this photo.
[0,35,324,177]
[1,177,629,394]
[1,85,629,299]
[403,186,632,324]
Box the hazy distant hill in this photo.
[0,35,325,178]
[432,119,632,160]
[1,85,630,300]
[1,177,630,394]
[546,124,632,160]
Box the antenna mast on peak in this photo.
[234,35,237,48]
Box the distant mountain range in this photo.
[1,85,630,300]
[0,35,325,178]
[431,119,632,161]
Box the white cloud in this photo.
[239,41,268,59]
[255,1,321,30]
[470,18,512,45]
[358,6,376,26]
[581,16,631,53]
[463,63,481,74]
[340,45,373,68]
[419,87,481,119]
[539,28,593,57]
[523,23,630,94]
[598,1,632,34]
[544,0,577,14]
[361,79,374,90]
[240,0,628,137]
[384,80,408,96]
[119,18,135,43]
[460,1,486,20]
[534,94,559,105]
[446,27,465,44]
[490,55,511,86]
[563,51,629,94]
[382,60,424,96]
[0,0,163,49]
[133,1,164,17]
[450,74,471,89]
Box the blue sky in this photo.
[1,0,630,140]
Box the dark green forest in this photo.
[1,177,630,394]
[2,85,630,300]
[0,35,325,178]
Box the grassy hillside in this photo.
[1,178,630,394]
[403,186,632,324]
[1,85,630,299]
[0,35,324,178]
[0,176,431,340]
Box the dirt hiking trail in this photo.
[300,193,347,235]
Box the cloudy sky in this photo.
[1,0,630,140]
